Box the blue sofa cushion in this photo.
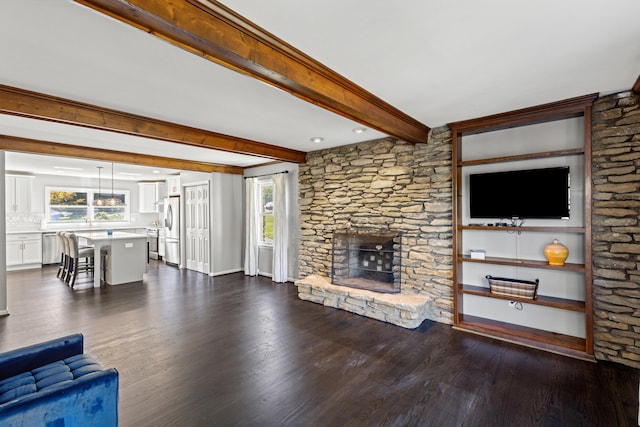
[0,354,103,405]
[0,374,35,393]
[0,384,37,405]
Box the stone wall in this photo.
[592,90,640,368]
[298,128,454,324]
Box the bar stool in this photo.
[66,233,95,288]
[56,231,67,279]
[60,232,74,283]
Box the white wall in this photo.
[0,151,7,315]
[460,117,586,337]
[211,173,243,275]
[243,162,300,281]
[180,171,244,275]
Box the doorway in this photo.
[185,183,210,274]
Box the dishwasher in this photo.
[42,232,60,265]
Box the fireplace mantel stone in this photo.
[295,275,432,328]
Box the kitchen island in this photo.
[75,231,147,287]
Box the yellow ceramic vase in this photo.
[544,239,569,266]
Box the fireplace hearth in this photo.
[331,230,402,293]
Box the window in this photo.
[258,180,273,245]
[48,190,88,222]
[46,187,130,223]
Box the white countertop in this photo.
[7,226,149,235]
[75,231,148,241]
[5,230,45,235]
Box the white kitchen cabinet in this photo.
[159,235,165,258]
[5,176,33,214]
[138,182,166,213]
[7,233,42,270]
[6,241,23,266]
[166,176,181,196]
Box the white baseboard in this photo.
[242,271,297,283]
[210,268,243,277]
[0,309,9,316]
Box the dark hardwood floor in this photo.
[1,262,638,426]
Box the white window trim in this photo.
[45,186,131,223]
[257,179,273,247]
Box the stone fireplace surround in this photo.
[295,130,454,328]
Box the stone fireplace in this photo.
[331,229,401,293]
[295,131,455,328]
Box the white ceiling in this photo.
[1,0,639,176]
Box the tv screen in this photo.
[469,166,570,219]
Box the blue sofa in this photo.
[0,334,118,426]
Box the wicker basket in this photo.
[486,275,539,300]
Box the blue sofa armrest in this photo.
[0,368,119,426]
[0,334,84,382]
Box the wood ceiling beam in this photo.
[0,84,306,163]
[73,0,430,143]
[0,134,244,174]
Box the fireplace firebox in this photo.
[331,230,402,293]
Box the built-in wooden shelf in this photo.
[459,284,585,312]
[450,94,596,359]
[459,225,585,233]
[457,254,585,272]
[454,314,595,362]
[457,148,585,167]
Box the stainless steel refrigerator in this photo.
[164,196,180,266]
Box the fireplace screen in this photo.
[331,230,402,293]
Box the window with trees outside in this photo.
[258,180,274,245]
[46,187,130,223]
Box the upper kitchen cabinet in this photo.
[5,175,33,214]
[138,182,166,213]
[166,176,181,196]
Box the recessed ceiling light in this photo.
[53,166,83,171]
[310,137,324,143]
[352,127,367,134]
[152,170,161,174]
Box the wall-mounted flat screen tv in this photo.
[469,166,570,219]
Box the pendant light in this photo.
[94,166,105,206]
[107,162,122,206]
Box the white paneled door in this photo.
[185,183,210,274]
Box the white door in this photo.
[198,185,210,273]
[185,183,210,274]
[185,186,197,271]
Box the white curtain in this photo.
[244,177,258,276]
[272,173,289,283]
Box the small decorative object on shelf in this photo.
[544,239,569,266]
[486,275,539,300]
